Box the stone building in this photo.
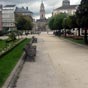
[2,5,16,31]
[0,5,2,31]
[36,1,47,32]
[40,1,46,20]
[15,7,33,21]
[53,0,78,16]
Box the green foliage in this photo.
[65,37,84,44]
[24,16,33,31]
[0,40,6,50]
[16,15,26,30]
[69,15,78,28]
[53,13,67,30]
[76,0,88,28]
[15,14,33,31]
[48,17,55,30]
[63,17,71,29]
[0,38,30,87]
[76,0,88,44]
[8,32,16,41]
[63,15,78,29]
[48,13,67,30]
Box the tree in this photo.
[69,15,81,36]
[76,0,88,44]
[53,13,67,30]
[24,16,33,33]
[69,15,77,29]
[15,14,33,35]
[8,31,16,41]
[48,17,55,30]
[62,16,72,37]
[48,13,67,30]
[15,15,26,31]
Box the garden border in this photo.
[60,37,88,49]
[0,39,25,58]
[2,52,26,88]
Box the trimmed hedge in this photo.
[0,38,30,87]
[0,39,24,58]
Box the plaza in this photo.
[15,33,88,88]
[0,0,88,88]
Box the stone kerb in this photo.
[2,52,26,88]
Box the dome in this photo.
[62,0,70,6]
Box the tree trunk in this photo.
[65,29,66,37]
[84,28,88,44]
[78,28,80,36]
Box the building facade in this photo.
[0,5,2,31]
[2,5,16,31]
[53,0,78,16]
[36,1,47,31]
[15,7,33,21]
[40,2,45,20]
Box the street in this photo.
[15,33,88,88]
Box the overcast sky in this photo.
[0,0,81,19]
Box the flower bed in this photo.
[0,39,24,58]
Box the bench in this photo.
[32,36,37,43]
[23,44,36,62]
[26,42,36,51]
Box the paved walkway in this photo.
[15,33,88,88]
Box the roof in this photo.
[4,5,15,7]
[15,7,33,14]
[55,5,78,10]
[37,18,47,22]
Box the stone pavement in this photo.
[0,36,8,40]
[15,33,88,88]
[15,33,60,88]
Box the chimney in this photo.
[22,6,24,9]
[26,7,28,10]
[0,5,2,9]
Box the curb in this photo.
[0,39,25,58]
[60,37,88,49]
[2,52,26,88]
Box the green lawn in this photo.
[0,38,30,87]
[64,37,84,44]
[0,40,6,50]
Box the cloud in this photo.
[0,0,81,19]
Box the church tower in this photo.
[40,1,45,20]
[62,0,70,7]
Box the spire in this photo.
[40,1,44,10]
[40,0,45,19]
[41,0,43,3]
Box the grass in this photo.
[0,38,30,87]
[0,39,20,52]
[0,40,6,49]
[64,37,85,45]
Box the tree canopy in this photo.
[48,17,55,30]
[48,13,67,30]
[76,0,88,44]
[76,0,88,28]
[15,14,33,31]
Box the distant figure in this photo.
[38,31,41,35]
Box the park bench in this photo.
[23,43,36,62]
[26,43,36,54]
[32,36,37,43]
